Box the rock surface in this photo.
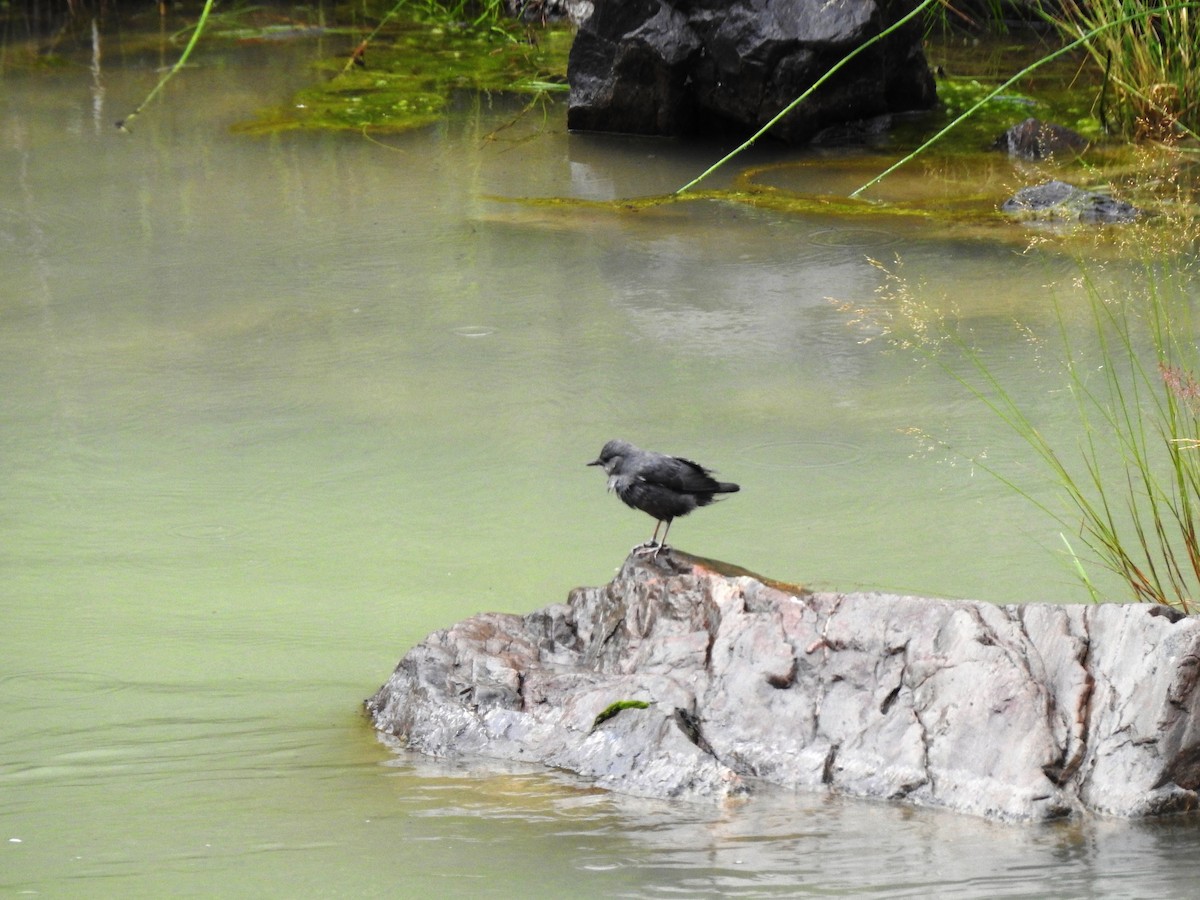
[366,551,1200,821]
[1001,179,1142,225]
[566,0,936,142]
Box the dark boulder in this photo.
[367,551,1200,821]
[567,0,937,143]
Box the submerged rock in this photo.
[1001,180,1142,225]
[366,551,1200,821]
[566,0,936,142]
[993,117,1088,160]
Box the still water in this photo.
[5,22,1200,897]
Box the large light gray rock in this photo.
[366,551,1200,821]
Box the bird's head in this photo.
[587,439,635,475]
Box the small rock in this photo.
[1001,180,1142,225]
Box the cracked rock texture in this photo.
[366,551,1200,821]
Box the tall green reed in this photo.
[849,208,1200,609]
[955,262,1200,609]
[116,0,215,131]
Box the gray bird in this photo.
[587,439,739,557]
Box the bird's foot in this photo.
[632,541,671,560]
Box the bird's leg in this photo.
[633,521,664,556]
[651,520,673,559]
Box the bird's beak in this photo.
[586,458,602,467]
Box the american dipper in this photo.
[587,439,739,557]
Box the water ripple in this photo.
[807,227,900,248]
[451,325,498,338]
[738,440,864,469]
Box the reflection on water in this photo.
[4,23,1200,897]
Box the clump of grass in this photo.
[842,185,1200,609]
[951,264,1200,610]
[417,0,511,26]
[1037,0,1200,140]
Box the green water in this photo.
[5,23,1200,898]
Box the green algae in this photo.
[592,699,651,729]
[481,148,1192,257]
[233,17,571,135]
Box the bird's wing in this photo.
[641,455,722,493]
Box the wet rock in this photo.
[508,0,593,24]
[566,0,936,143]
[993,117,1088,160]
[366,551,1200,821]
[1001,180,1142,225]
